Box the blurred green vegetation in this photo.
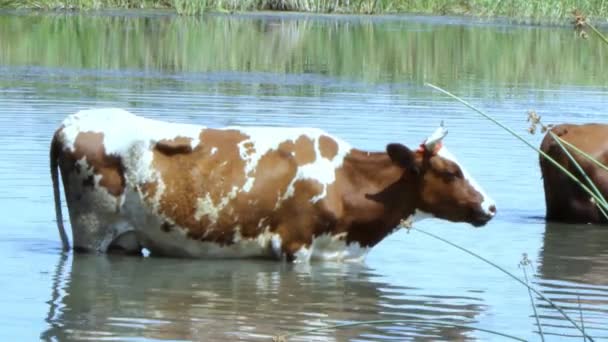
[0,13,605,91]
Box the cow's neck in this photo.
[339,149,419,247]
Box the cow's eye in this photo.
[443,170,462,180]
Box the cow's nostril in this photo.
[488,205,497,215]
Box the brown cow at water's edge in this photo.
[51,108,496,262]
[540,123,608,224]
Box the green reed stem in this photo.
[587,21,608,45]
[521,259,545,341]
[549,131,608,219]
[578,295,587,342]
[412,227,595,341]
[424,82,608,216]
[273,318,527,341]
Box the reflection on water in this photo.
[1,12,607,90]
[536,223,608,339]
[540,223,608,285]
[41,254,485,341]
[0,11,607,342]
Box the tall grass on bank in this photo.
[3,0,608,19]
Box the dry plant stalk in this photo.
[399,216,413,231]
[572,9,589,39]
[572,9,608,45]
[519,253,545,341]
[526,110,553,135]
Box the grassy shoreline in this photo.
[1,0,608,21]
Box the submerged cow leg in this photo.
[107,231,141,255]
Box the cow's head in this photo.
[386,125,496,227]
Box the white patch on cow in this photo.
[299,136,350,203]
[291,233,370,263]
[194,186,239,223]
[232,225,243,242]
[437,146,496,217]
[210,147,218,155]
[308,233,369,262]
[270,234,282,257]
[234,127,352,201]
[194,193,220,222]
[61,108,202,154]
[293,246,312,263]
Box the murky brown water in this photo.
[0,11,607,341]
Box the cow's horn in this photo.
[424,123,448,151]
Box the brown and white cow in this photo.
[50,108,496,262]
[540,123,608,224]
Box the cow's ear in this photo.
[386,143,419,174]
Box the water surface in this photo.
[0,11,607,341]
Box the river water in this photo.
[0,10,607,341]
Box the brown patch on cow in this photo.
[277,141,295,156]
[156,136,193,155]
[248,149,298,209]
[197,135,319,243]
[141,181,158,201]
[276,135,316,166]
[293,179,324,201]
[214,144,306,241]
[552,126,569,138]
[319,135,338,160]
[272,179,331,255]
[147,129,250,245]
[327,150,416,248]
[293,135,316,165]
[70,131,126,196]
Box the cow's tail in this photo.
[50,131,70,251]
